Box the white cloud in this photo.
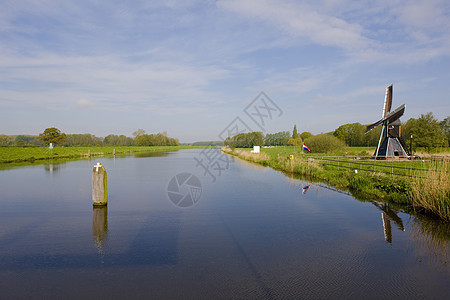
[218,0,374,51]
[0,0,449,138]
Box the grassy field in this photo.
[0,145,198,164]
[260,146,449,175]
[223,146,449,221]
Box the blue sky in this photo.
[1,0,449,142]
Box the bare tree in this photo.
[132,129,146,138]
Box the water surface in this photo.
[0,149,448,299]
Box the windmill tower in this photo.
[365,85,409,159]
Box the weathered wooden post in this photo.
[92,162,107,206]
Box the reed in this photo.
[409,160,450,221]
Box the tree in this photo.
[0,135,13,146]
[15,139,25,146]
[39,127,67,146]
[224,132,264,148]
[134,133,179,146]
[300,132,313,141]
[15,135,39,145]
[247,132,264,147]
[104,134,134,146]
[65,134,102,146]
[440,116,450,146]
[133,129,146,138]
[292,125,298,139]
[363,125,382,147]
[264,131,290,146]
[288,137,302,146]
[333,123,365,146]
[404,113,446,151]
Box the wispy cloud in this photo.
[0,0,449,139]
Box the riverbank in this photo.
[0,146,199,164]
[222,147,449,221]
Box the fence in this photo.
[305,156,448,179]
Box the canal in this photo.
[0,149,448,299]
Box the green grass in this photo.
[223,146,449,221]
[0,145,199,164]
[258,146,449,176]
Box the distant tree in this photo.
[292,125,298,139]
[65,134,103,146]
[0,135,14,146]
[14,135,38,145]
[133,129,146,138]
[300,132,313,141]
[15,139,25,146]
[192,141,224,146]
[264,131,290,146]
[403,113,446,151]
[39,127,67,146]
[440,116,450,146]
[104,134,119,146]
[104,134,134,146]
[288,137,303,146]
[224,132,264,148]
[247,132,264,147]
[118,135,134,146]
[363,125,382,147]
[333,123,366,146]
[135,133,179,146]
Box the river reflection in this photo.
[92,206,108,254]
[275,169,448,268]
[410,215,449,268]
[44,163,62,174]
[371,201,405,243]
[0,149,448,299]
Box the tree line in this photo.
[224,112,449,152]
[333,113,448,151]
[1,113,448,151]
[0,128,178,147]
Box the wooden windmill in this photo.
[365,85,409,159]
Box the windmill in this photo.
[365,85,409,159]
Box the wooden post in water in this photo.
[92,162,107,206]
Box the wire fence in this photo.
[304,156,448,179]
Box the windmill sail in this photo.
[365,104,405,134]
[365,119,384,134]
[382,85,393,118]
[385,104,405,124]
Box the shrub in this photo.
[305,134,346,153]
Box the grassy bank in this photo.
[222,146,449,221]
[0,145,198,164]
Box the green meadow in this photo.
[0,145,197,164]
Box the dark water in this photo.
[0,149,448,299]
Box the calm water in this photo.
[0,149,448,299]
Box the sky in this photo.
[0,0,449,142]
